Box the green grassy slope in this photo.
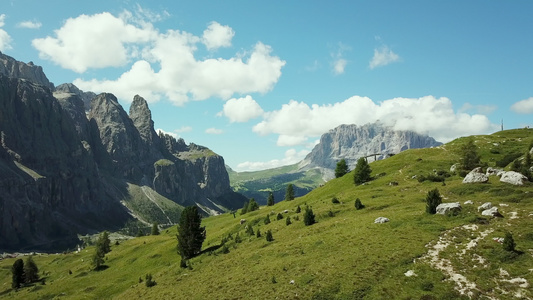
[2,129,533,299]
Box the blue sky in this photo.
[1,1,533,171]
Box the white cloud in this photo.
[369,45,400,69]
[40,12,285,105]
[202,21,234,50]
[331,42,350,75]
[205,127,223,134]
[333,58,347,75]
[253,96,499,146]
[460,102,497,115]
[235,149,309,172]
[0,14,12,51]
[510,97,533,114]
[17,20,42,29]
[32,12,155,73]
[220,95,264,123]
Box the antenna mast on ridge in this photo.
[501,119,504,131]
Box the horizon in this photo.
[1,1,532,171]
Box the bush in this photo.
[331,197,340,204]
[145,273,156,287]
[295,205,301,213]
[256,229,261,238]
[276,213,283,221]
[266,230,274,242]
[460,139,481,170]
[286,216,292,226]
[304,207,316,226]
[425,188,442,214]
[503,232,516,252]
[245,225,254,236]
[264,215,271,225]
[151,223,160,235]
[496,152,522,168]
[24,256,39,283]
[355,198,365,210]
[327,210,335,217]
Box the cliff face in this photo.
[299,123,441,179]
[0,51,54,90]
[0,53,245,251]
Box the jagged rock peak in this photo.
[129,95,157,144]
[55,83,96,111]
[0,51,54,90]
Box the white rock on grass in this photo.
[464,200,474,205]
[404,270,417,277]
[374,217,389,224]
[482,207,502,217]
[477,202,492,212]
[500,171,528,186]
[486,167,503,176]
[436,203,462,215]
[462,167,489,184]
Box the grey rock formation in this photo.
[500,171,528,186]
[481,207,503,217]
[374,217,390,224]
[462,167,489,184]
[477,202,492,212]
[0,51,54,90]
[55,83,96,112]
[436,203,462,215]
[299,123,441,180]
[486,167,503,177]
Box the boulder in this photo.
[436,202,462,215]
[462,167,489,184]
[477,202,492,212]
[374,217,389,224]
[500,171,528,186]
[481,207,503,217]
[486,167,503,176]
[464,200,474,205]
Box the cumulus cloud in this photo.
[39,12,285,105]
[0,14,12,51]
[235,149,309,172]
[220,95,264,122]
[331,42,350,75]
[510,97,533,114]
[17,20,42,29]
[202,21,234,50]
[333,59,347,75]
[253,96,499,146]
[369,45,400,69]
[205,128,223,134]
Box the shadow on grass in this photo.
[200,244,222,255]
[93,265,109,271]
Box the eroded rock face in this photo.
[299,123,441,179]
[500,171,528,186]
[0,51,54,90]
[54,83,96,112]
[462,167,489,184]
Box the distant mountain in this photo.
[299,123,442,180]
[228,122,441,201]
[0,52,246,251]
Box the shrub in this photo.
[234,233,242,243]
[266,230,274,242]
[425,188,442,214]
[496,152,522,168]
[503,232,516,252]
[331,197,340,204]
[327,210,335,217]
[286,216,292,226]
[24,256,39,283]
[11,259,24,289]
[355,198,365,210]
[221,245,230,254]
[256,229,261,238]
[295,205,301,213]
[276,213,283,221]
[245,225,254,236]
[304,207,316,226]
[151,222,160,235]
[267,192,275,206]
[145,273,156,287]
[264,215,271,225]
[460,139,481,170]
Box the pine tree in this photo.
[177,206,206,260]
[248,198,259,212]
[276,213,283,221]
[295,205,301,213]
[91,245,105,270]
[286,216,292,226]
[425,188,442,215]
[355,198,365,210]
[267,192,275,206]
[151,222,160,235]
[285,184,295,201]
[264,214,271,224]
[353,157,372,185]
[335,159,349,178]
[11,259,24,289]
[304,206,316,226]
[256,228,262,238]
[266,230,274,242]
[98,231,111,254]
[460,139,481,171]
[24,256,39,283]
[503,232,516,252]
[241,200,249,214]
[246,225,254,236]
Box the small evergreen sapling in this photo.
[425,188,442,215]
[285,184,295,201]
[145,273,156,287]
[151,222,160,235]
[304,206,316,226]
[264,214,271,225]
[355,198,365,210]
[503,232,516,252]
[266,230,274,242]
[267,192,275,206]
[295,205,301,213]
[276,213,283,220]
[286,216,292,225]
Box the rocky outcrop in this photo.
[299,123,441,179]
[436,203,462,215]
[0,51,54,90]
[500,171,528,186]
[54,83,96,112]
[462,167,489,184]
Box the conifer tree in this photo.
[92,245,105,270]
[151,222,160,235]
[266,230,274,242]
[241,200,249,214]
[304,206,316,226]
[425,188,442,215]
[264,214,271,225]
[355,198,365,210]
[267,192,275,206]
[11,259,24,289]
[460,139,481,171]
[335,159,349,178]
[353,157,372,185]
[295,205,301,213]
[24,256,39,283]
[177,206,206,260]
[286,216,292,226]
[248,198,259,212]
[285,184,295,201]
[503,232,516,252]
[276,213,283,221]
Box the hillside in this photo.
[1,129,532,299]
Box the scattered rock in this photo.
[450,163,460,173]
[374,217,389,224]
[462,167,489,184]
[389,181,399,186]
[486,167,503,176]
[289,280,295,285]
[500,171,528,186]
[283,210,289,213]
[436,202,462,215]
[240,219,246,225]
[464,200,474,205]
[404,270,417,277]
[477,202,492,212]
[482,207,503,217]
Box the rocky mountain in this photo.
[0,52,245,251]
[299,123,442,179]
[55,83,96,112]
